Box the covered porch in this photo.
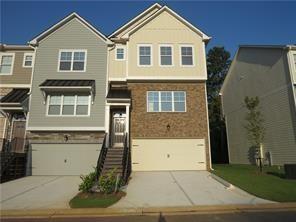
[0,88,30,153]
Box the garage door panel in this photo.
[32,144,101,176]
[132,139,206,171]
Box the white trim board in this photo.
[26,127,105,131]
[108,3,161,38]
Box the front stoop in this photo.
[101,147,124,176]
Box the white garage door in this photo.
[32,144,101,175]
[132,139,206,171]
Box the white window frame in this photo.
[115,46,126,61]
[147,91,186,113]
[179,44,195,67]
[57,49,87,72]
[0,53,15,75]
[22,52,34,68]
[46,94,91,117]
[159,44,174,67]
[137,44,153,67]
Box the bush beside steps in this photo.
[70,168,126,208]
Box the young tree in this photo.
[206,47,231,163]
[244,96,265,171]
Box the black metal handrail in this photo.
[96,134,108,180]
[122,133,131,185]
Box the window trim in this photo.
[46,94,91,117]
[179,44,195,67]
[146,91,187,113]
[158,44,174,67]
[0,53,15,75]
[137,44,153,67]
[22,52,34,68]
[115,46,126,61]
[57,49,87,72]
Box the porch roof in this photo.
[107,89,131,99]
[0,88,29,111]
[39,79,95,88]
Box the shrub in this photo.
[79,168,97,193]
[99,168,120,194]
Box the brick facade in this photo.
[127,82,211,170]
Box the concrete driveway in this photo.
[112,171,272,208]
[0,176,80,210]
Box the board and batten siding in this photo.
[222,47,296,165]
[28,18,107,128]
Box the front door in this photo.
[11,120,26,153]
[112,113,126,147]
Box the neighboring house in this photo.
[0,44,34,152]
[20,3,211,176]
[107,3,212,171]
[220,45,296,165]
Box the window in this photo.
[58,50,86,71]
[293,54,296,69]
[0,53,14,75]
[160,45,173,66]
[138,45,152,66]
[180,46,194,66]
[23,53,34,67]
[47,94,90,116]
[147,92,159,112]
[147,91,186,112]
[116,48,125,60]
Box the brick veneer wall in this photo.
[127,82,211,170]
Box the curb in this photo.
[1,203,296,218]
[209,173,233,188]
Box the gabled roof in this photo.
[108,3,162,38]
[120,5,211,42]
[220,44,296,95]
[29,12,113,45]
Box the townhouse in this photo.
[0,44,34,152]
[1,3,212,176]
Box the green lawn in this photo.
[69,192,125,208]
[212,164,296,202]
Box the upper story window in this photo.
[116,47,125,60]
[23,53,34,67]
[47,94,90,116]
[159,45,173,66]
[58,50,86,72]
[138,45,152,66]
[0,53,14,75]
[147,91,186,112]
[180,45,194,66]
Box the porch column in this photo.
[105,105,110,147]
[125,105,130,134]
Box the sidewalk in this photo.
[1,203,296,218]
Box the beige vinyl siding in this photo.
[0,50,33,85]
[28,18,107,128]
[127,10,206,79]
[222,47,296,165]
[108,44,126,79]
